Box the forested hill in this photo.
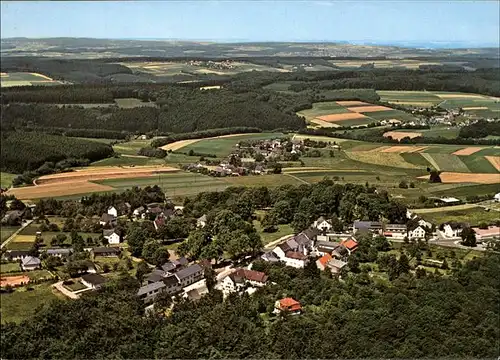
[1,254,498,358]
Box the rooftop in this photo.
[286,251,308,260]
[81,273,107,286]
[137,281,165,296]
[175,264,203,281]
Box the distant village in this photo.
[182,137,340,177]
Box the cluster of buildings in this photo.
[136,257,206,303]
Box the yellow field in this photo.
[13,235,36,243]
[345,151,420,169]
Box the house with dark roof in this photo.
[174,264,204,287]
[91,247,121,258]
[313,240,341,256]
[221,268,268,295]
[137,275,181,303]
[261,251,280,263]
[103,229,121,244]
[161,257,188,273]
[1,210,24,225]
[353,221,382,233]
[146,269,167,284]
[21,256,41,271]
[4,250,31,261]
[99,213,117,226]
[45,248,73,259]
[81,273,107,290]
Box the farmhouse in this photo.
[107,206,118,217]
[81,273,107,290]
[103,229,121,244]
[274,298,302,315]
[21,256,41,271]
[221,268,268,295]
[441,223,465,238]
[313,216,333,232]
[408,225,426,239]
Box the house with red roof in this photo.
[340,238,358,254]
[316,253,333,271]
[274,297,302,315]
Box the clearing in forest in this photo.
[452,147,485,156]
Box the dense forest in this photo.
[0,132,114,173]
[459,120,500,138]
[1,253,498,359]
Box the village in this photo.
[182,137,340,177]
[2,191,499,316]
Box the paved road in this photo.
[1,220,33,249]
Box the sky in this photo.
[1,1,499,47]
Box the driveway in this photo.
[1,219,33,249]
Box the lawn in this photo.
[180,133,284,158]
[0,262,20,273]
[0,226,20,243]
[91,156,166,167]
[429,183,500,198]
[0,283,63,324]
[63,280,87,292]
[415,206,499,226]
[0,172,17,188]
[253,220,294,245]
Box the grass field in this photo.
[0,283,63,324]
[112,139,152,155]
[413,206,499,226]
[386,127,460,139]
[1,72,64,87]
[0,172,17,188]
[0,262,21,273]
[1,226,20,243]
[180,133,284,157]
[428,183,500,198]
[253,220,294,245]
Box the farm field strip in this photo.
[7,181,115,200]
[345,151,420,169]
[452,147,485,156]
[347,105,392,113]
[420,153,470,172]
[411,203,481,214]
[35,166,179,185]
[383,131,422,140]
[485,156,500,171]
[417,172,499,184]
[317,112,367,122]
[380,146,428,153]
[309,118,340,128]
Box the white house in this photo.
[103,229,121,244]
[273,244,308,268]
[408,225,426,239]
[21,256,41,271]
[221,268,268,295]
[313,216,333,232]
[494,193,500,202]
[107,206,118,217]
[418,219,432,229]
[442,223,463,238]
[81,274,107,290]
[197,215,207,228]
